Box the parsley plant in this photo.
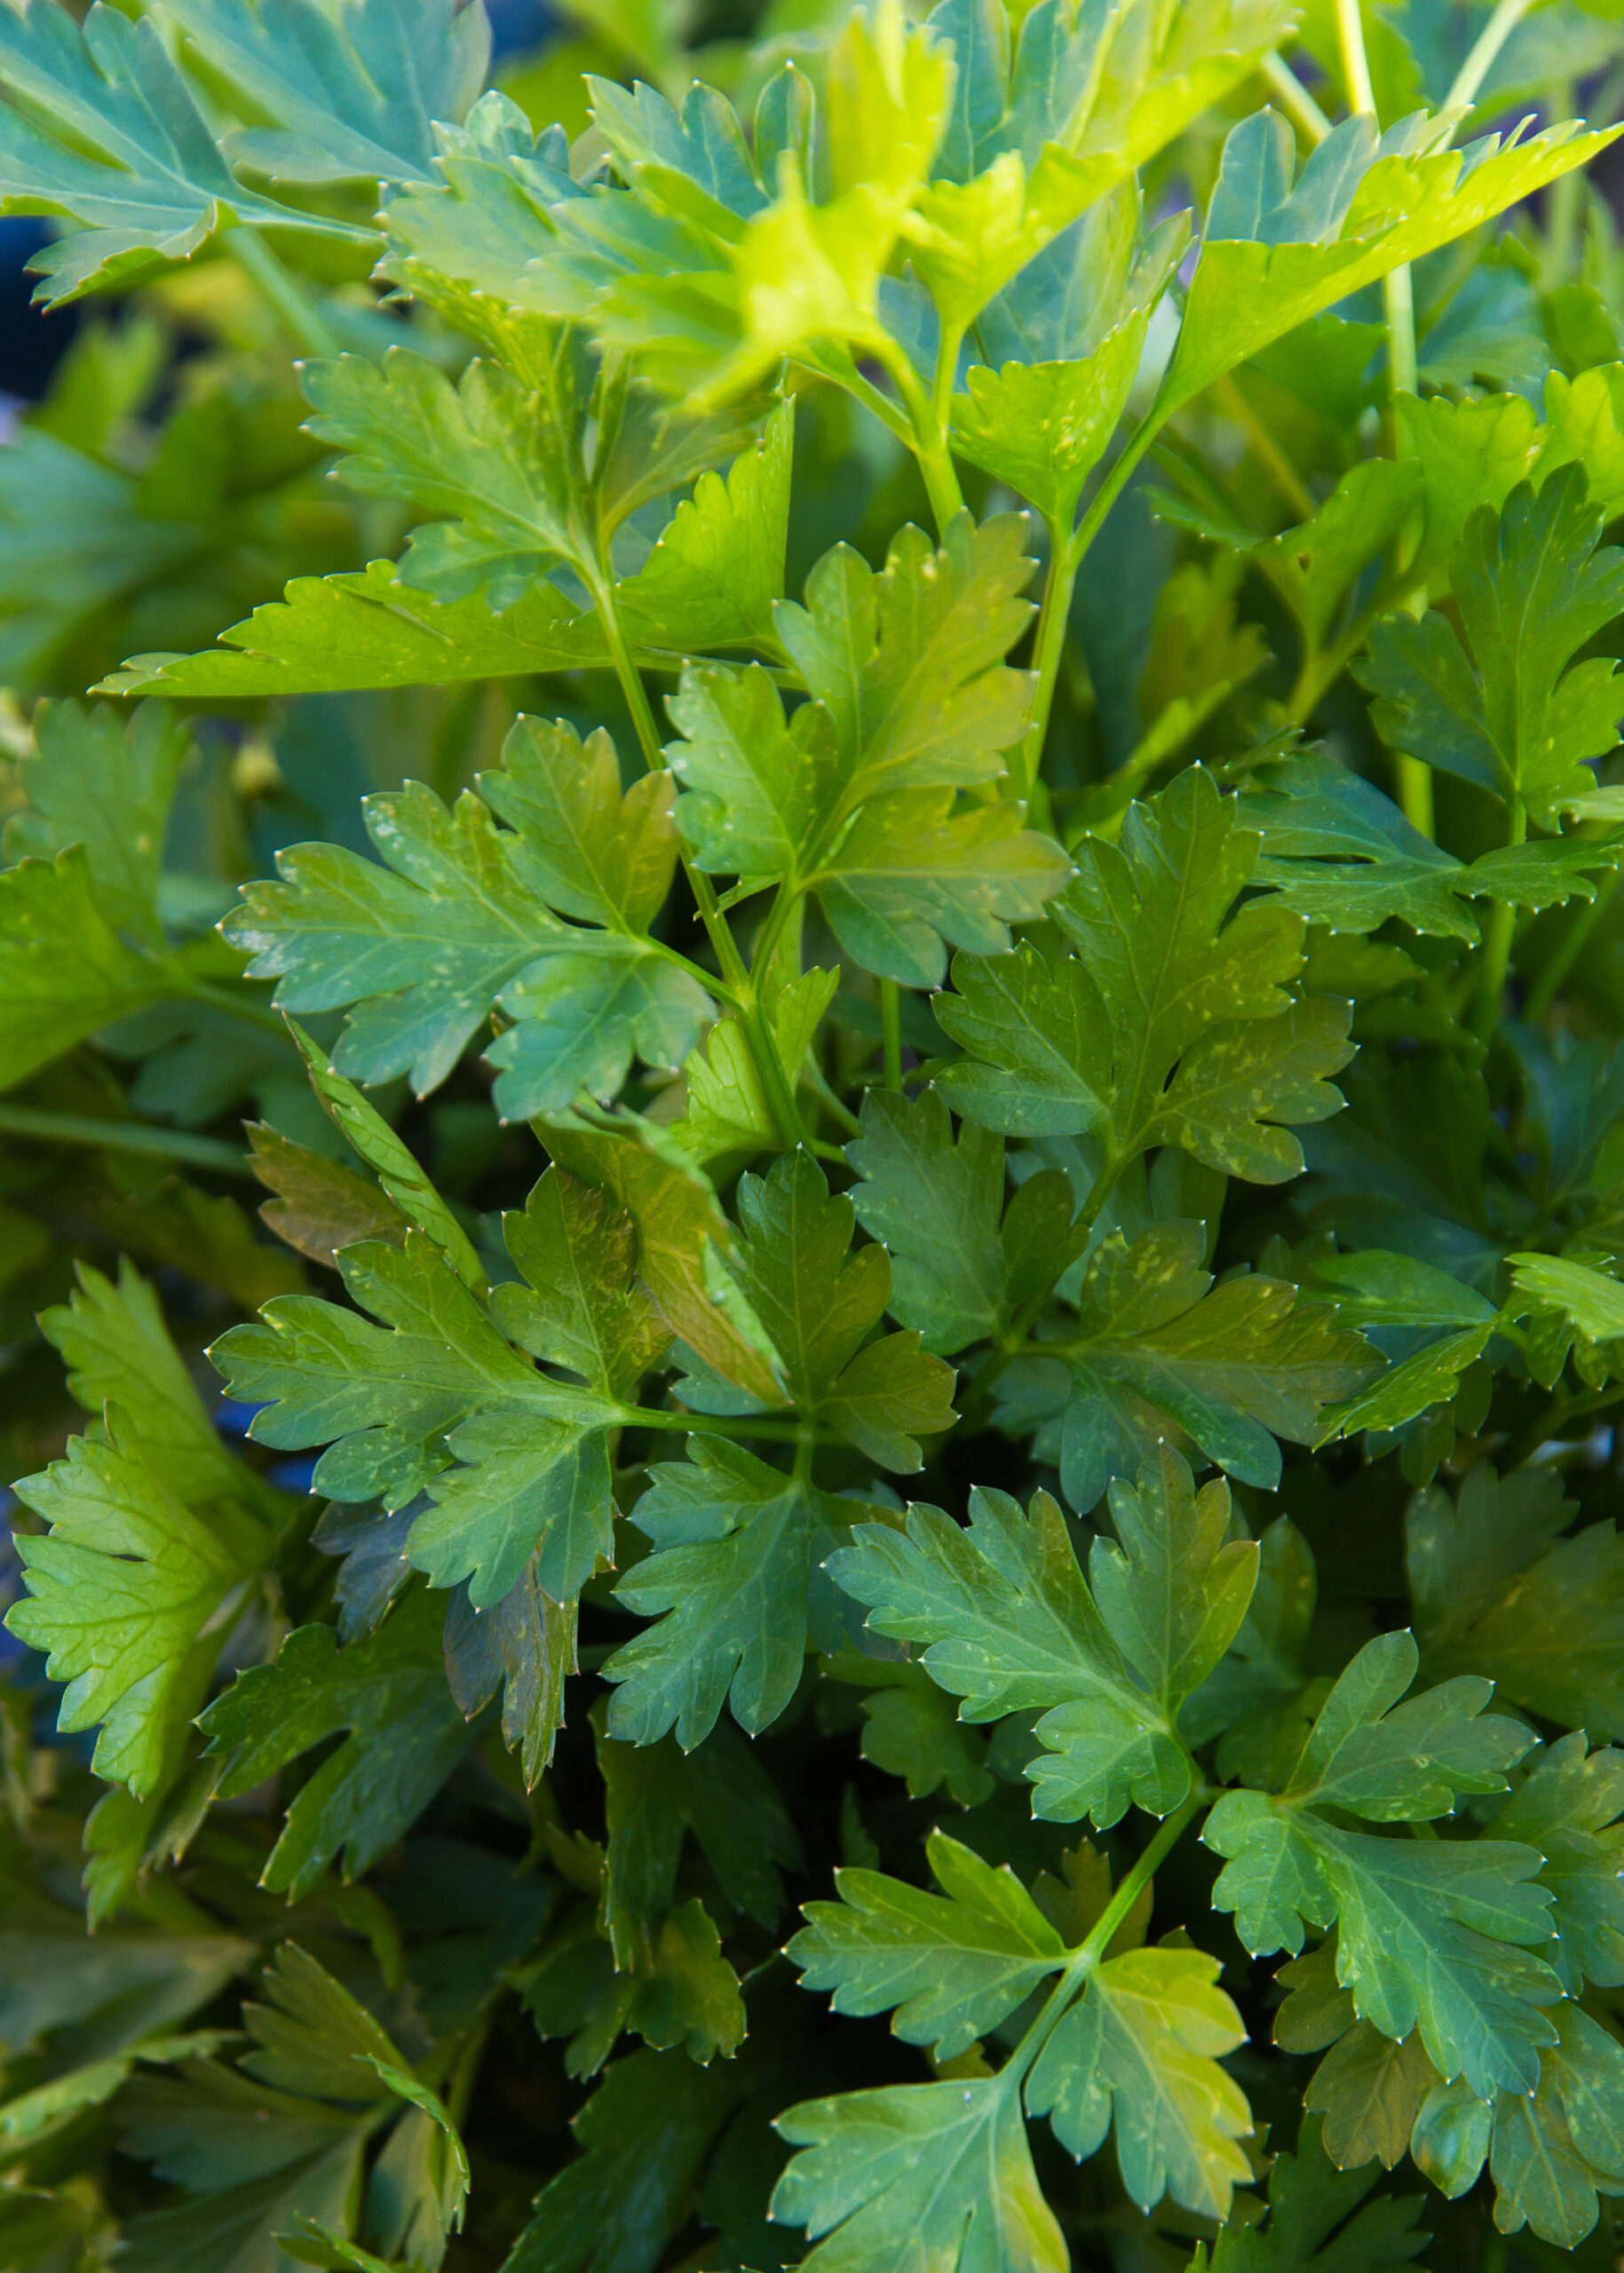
[3,0,1624,2267]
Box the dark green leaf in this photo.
[199,1589,476,1897]
[832,1447,1255,1826]
[1359,466,1624,823]
[606,1437,852,1747]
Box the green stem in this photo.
[881,979,903,1093]
[1382,764,1419,845]
[1011,414,1168,821]
[1260,50,1334,142]
[0,1105,256,1179]
[1376,265,1431,837]
[224,226,342,360]
[1215,374,1317,521]
[178,974,293,1037]
[873,337,965,536]
[804,1057,863,1140]
[745,996,812,1151]
[590,558,750,997]
[742,881,814,1152]
[688,865,751,994]
[799,354,915,447]
[641,931,741,1008]
[956,1149,1126,1434]
[446,2010,493,2133]
[1013,519,1079,806]
[1470,796,1527,1041]
[1504,1381,1624,1473]
[1545,78,1581,287]
[1005,1791,1206,2087]
[1383,261,1418,403]
[592,568,668,776]
[1333,0,1377,113]
[1525,867,1620,1021]
[1442,0,1537,115]
[1395,747,1435,839]
[931,316,968,440]
[593,557,807,1144]
[1287,569,1425,725]
[630,1407,844,1444]
[1068,412,1166,574]
[1333,0,1425,440]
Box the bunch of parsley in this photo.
[4,0,1624,2267]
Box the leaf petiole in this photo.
[880,978,903,1093]
[1012,516,1079,809]
[627,1406,841,1444]
[870,336,966,537]
[1003,1787,1208,2088]
[956,1148,1127,1433]
[1442,0,1538,114]
[0,1104,257,1179]
[1259,50,1334,141]
[1470,796,1527,1041]
[224,226,342,361]
[176,972,292,1037]
[1525,867,1621,1019]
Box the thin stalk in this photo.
[1261,50,1334,143]
[591,567,669,776]
[1383,262,1418,400]
[1504,1380,1624,1472]
[1333,0,1376,113]
[804,1057,863,1139]
[802,354,916,447]
[630,1407,843,1444]
[1068,411,1167,574]
[1333,0,1430,519]
[688,864,751,995]
[881,978,903,1093]
[1215,374,1318,521]
[1524,867,1620,1021]
[931,315,968,439]
[590,558,750,996]
[744,995,812,1151]
[593,555,807,1143]
[642,931,741,1008]
[1286,565,1426,726]
[1004,1791,1206,2087]
[0,1105,256,1179]
[1012,519,1079,806]
[1545,78,1581,287]
[742,880,815,1152]
[178,974,293,1037]
[1012,414,1168,810]
[1442,0,1537,116]
[872,337,965,535]
[957,1149,1127,1432]
[1470,796,1527,1041]
[225,226,342,360]
[1287,599,1380,723]
[446,2010,494,2133]
[1396,756,1436,839]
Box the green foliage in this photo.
[5,0,1624,2267]
[1359,464,1624,825]
[936,763,1357,1181]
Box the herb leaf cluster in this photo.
[4,0,1624,2269]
